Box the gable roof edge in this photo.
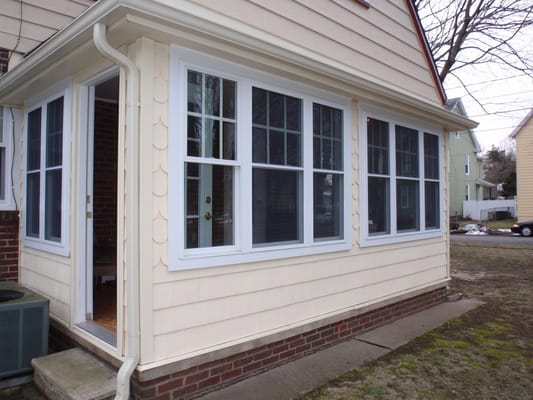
[510,109,533,138]
[405,0,446,105]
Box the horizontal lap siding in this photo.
[516,117,533,220]
[151,240,447,361]
[19,250,70,323]
[189,0,439,102]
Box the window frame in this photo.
[22,85,71,256]
[359,105,444,247]
[0,106,15,209]
[169,46,352,270]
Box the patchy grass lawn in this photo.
[300,241,533,400]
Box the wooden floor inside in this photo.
[93,281,117,333]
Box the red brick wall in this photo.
[131,287,447,400]
[0,210,19,281]
[92,100,118,263]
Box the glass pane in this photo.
[332,108,343,139]
[268,91,284,128]
[185,163,233,249]
[252,168,301,245]
[397,179,419,232]
[424,133,439,179]
[205,74,220,117]
[252,127,267,163]
[0,148,4,200]
[314,104,344,171]
[269,130,284,165]
[223,122,235,160]
[367,118,389,175]
[187,116,201,157]
[27,108,42,171]
[286,95,301,131]
[222,79,236,119]
[26,172,40,238]
[425,181,440,229]
[187,70,202,113]
[396,125,419,178]
[0,106,3,142]
[332,140,342,171]
[46,97,63,168]
[252,87,267,125]
[205,119,220,158]
[313,137,321,169]
[45,169,62,241]
[368,176,390,235]
[314,173,343,240]
[186,218,198,249]
[286,133,300,166]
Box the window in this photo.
[465,154,470,175]
[361,108,441,245]
[24,89,70,254]
[169,48,351,269]
[465,184,470,201]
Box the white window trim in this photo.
[22,83,71,256]
[169,45,352,270]
[465,153,470,175]
[0,106,15,210]
[359,104,444,247]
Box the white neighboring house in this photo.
[0,1,476,398]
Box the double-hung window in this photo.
[170,48,351,269]
[24,89,70,254]
[361,108,442,245]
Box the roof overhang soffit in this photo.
[0,0,476,131]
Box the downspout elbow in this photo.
[93,22,140,400]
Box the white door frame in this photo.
[76,67,120,334]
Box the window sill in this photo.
[170,240,352,271]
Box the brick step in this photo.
[32,348,116,400]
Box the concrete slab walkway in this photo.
[199,298,483,400]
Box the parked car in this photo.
[511,221,533,237]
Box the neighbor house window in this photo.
[361,109,442,245]
[465,154,470,175]
[24,89,70,254]
[169,47,351,269]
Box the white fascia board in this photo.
[0,0,477,131]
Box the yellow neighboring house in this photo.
[511,109,533,221]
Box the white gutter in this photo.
[93,23,140,400]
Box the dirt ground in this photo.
[301,240,533,400]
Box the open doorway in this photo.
[79,74,119,345]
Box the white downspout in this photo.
[93,23,140,400]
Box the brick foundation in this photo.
[131,287,447,400]
[0,210,19,282]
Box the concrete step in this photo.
[32,348,116,400]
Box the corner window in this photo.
[361,109,442,245]
[24,89,70,255]
[169,48,352,269]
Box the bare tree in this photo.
[414,0,533,106]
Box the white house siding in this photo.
[515,115,533,221]
[186,0,440,104]
[0,0,96,55]
[19,250,70,322]
[144,38,448,365]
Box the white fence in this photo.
[463,199,516,220]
